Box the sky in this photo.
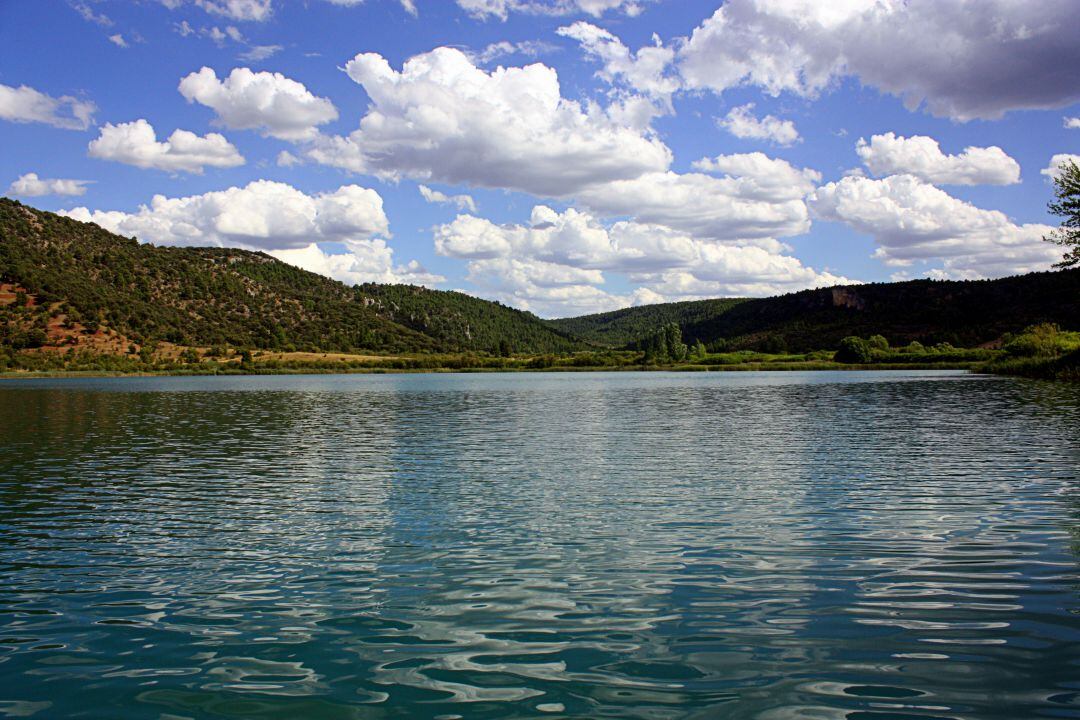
[1,0,1079,318]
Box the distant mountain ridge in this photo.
[545,298,746,347]
[550,272,1080,351]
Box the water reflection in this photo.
[0,371,1078,719]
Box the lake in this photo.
[1,370,1078,719]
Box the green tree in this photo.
[641,332,663,364]
[1044,159,1080,267]
[834,336,872,363]
[867,334,889,351]
[138,341,157,364]
[664,323,688,362]
[638,322,688,364]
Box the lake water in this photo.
[1,371,1078,719]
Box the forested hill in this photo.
[0,199,580,355]
[4,198,1077,360]
[545,298,745,347]
[553,272,1080,352]
[356,283,580,355]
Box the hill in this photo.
[0,198,581,356]
[681,275,1080,351]
[545,298,745,347]
[357,283,580,355]
[552,272,1080,351]
[4,198,1078,365]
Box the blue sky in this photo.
[2,0,1078,317]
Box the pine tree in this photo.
[1044,159,1080,268]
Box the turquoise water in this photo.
[0,370,1078,719]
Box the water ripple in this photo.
[0,371,1078,719]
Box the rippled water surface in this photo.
[1,371,1079,719]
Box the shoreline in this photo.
[0,361,984,380]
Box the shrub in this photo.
[834,336,872,363]
[1004,323,1080,358]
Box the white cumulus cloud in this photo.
[268,244,442,287]
[88,119,245,173]
[435,207,693,272]
[61,180,389,250]
[557,22,678,104]
[678,0,1080,121]
[856,133,1020,185]
[576,164,814,242]
[463,256,621,317]
[57,180,433,286]
[0,83,96,130]
[809,174,1059,278]
[717,103,799,146]
[1041,154,1080,180]
[305,47,671,196]
[7,173,91,197]
[434,204,851,315]
[635,260,852,302]
[555,153,821,252]
[691,152,821,198]
[179,67,338,141]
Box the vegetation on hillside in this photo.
[0,198,582,357]
[0,199,433,352]
[546,298,744,347]
[629,275,1078,352]
[2,198,1079,380]
[357,283,580,355]
[551,274,1080,354]
[631,322,706,364]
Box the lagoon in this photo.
[1,371,1078,719]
